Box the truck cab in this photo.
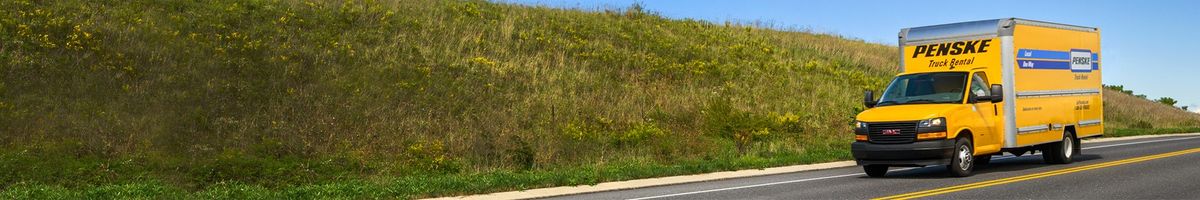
[853,18,1103,177]
[853,70,1003,177]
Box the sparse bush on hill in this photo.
[1157,97,1178,107]
[1105,85,1187,108]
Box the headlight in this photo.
[854,121,868,135]
[919,117,945,127]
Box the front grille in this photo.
[867,121,918,144]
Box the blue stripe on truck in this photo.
[1017,49,1100,61]
[1016,60,1100,71]
[1018,59,1069,69]
[1017,49,1070,60]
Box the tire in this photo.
[947,137,975,177]
[864,165,888,177]
[974,155,992,166]
[1043,131,1077,164]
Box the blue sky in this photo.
[503,0,1200,113]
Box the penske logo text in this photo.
[910,39,992,58]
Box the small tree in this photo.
[1157,97,1178,107]
[1184,106,1190,111]
[1104,84,1134,95]
[703,98,776,156]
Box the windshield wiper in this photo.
[876,100,899,106]
[902,99,936,104]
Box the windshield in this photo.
[876,72,967,106]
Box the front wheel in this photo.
[864,165,888,177]
[947,137,974,177]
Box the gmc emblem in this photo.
[881,129,901,135]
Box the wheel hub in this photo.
[958,144,973,170]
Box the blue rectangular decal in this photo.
[1017,49,1100,72]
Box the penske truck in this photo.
[852,18,1103,177]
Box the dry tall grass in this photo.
[0,0,895,185]
[1104,88,1200,128]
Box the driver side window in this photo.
[970,72,989,97]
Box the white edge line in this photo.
[626,173,863,200]
[626,135,1200,200]
[1082,136,1200,150]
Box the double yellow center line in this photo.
[874,147,1200,200]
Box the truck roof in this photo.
[898,18,1098,46]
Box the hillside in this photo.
[1,0,1196,198]
[1104,88,1200,136]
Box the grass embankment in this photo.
[0,0,1197,199]
[1103,88,1200,137]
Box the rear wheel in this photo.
[947,137,974,177]
[864,165,888,177]
[1043,131,1077,164]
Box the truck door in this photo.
[969,72,1000,152]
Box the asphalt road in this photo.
[542,135,1200,200]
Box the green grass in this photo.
[1104,127,1200,138]
[0,0,1197,199]
[1,149,852,199]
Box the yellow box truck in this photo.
[852,18,1102,177]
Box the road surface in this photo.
[542,135,1200,199]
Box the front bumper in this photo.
[852,139,955,166]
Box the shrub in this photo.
[1131,120,1154,129]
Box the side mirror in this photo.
[863,90,877,108]
[989,84,1004,103]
